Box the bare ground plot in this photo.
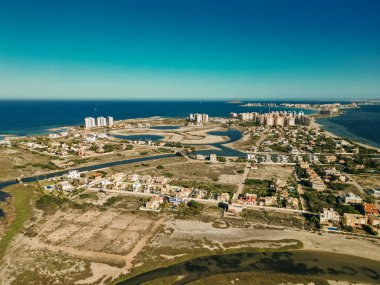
[247,165,295,182]
[0,206,162,285]
[37,209,155,255]
[138,161,242,183]
[0,235,92,285]
[351,174,380,189]
[107,156,187,174]
[0,147,52,181]
[155,219,380,261]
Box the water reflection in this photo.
[119,251,380,285]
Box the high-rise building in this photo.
[85,117,96,129]
[202,114,209,123]
[96,116,107,127]
[107,116,114,126]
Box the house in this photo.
[264,196,277,207]
[247,153,256,160]
[299,161,309,169]
[141,196,164,212]
[67,170,81,180]
[343,193,363,204]
[195,154,206,160]
[310,179,326,191]
[362,203,379,215]
[286,197,299,209]
[218,192,230,203]
[324,155,337,163]
[58,181,74,192]
[209,154,218,163]
[244,193,257,205]
[0,140,12,147]
[368,188,380,198]
[343,213,368,228]
[368,216,380,227]
[319,208,340,224]
[132,182,142,192]
[229,202,245,214]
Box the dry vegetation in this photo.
[0,148,52,181]
[352,173,380,189]
[247,164,295,181]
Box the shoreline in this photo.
[313,118,380,153]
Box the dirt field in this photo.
[0,147,52,181]
[0,202,162,285]
[138,160,243,183]
[247,164,295,182]
[352,174,380,189]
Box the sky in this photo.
[0,0,379,100]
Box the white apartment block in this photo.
[107,116,114,126]
[85,117,96,129]
[188,113,209,124]
[96,116,107,127]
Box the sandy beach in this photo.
[312,120,380,152]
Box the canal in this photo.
[118,250,380,285]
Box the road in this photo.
[234,162,250,199]
[345,173,365,195]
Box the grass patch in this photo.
[0,184,35,260]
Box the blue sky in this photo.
[0,0,379,100]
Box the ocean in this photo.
[1,100,379,149]
[0,100,315,138]
[317,104,380,148]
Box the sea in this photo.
[316,104,380,149]
[0,100,379,148]
[0,100,315,138]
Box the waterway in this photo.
[109,128,246,157]
[0,154,176,190]
[150,125,181,130]
[118,250,380,285]
[193,129,245,157]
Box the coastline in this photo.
[313,117,380,152]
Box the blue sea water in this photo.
[317,105,380,148]
[0,100,316,138]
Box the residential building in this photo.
[343,213,368,227]
[363,203,379,215]
[96,116,107,127]
[368,216,380,227]
[209,153,217,163]
[85,117,96,129]
[369,188,380,198]
[319,208,340,224]
[142,196,164,211]
[107,116,114,126]
[343,193,363,204]
[58,181,74,192]
[67,170,81,180]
